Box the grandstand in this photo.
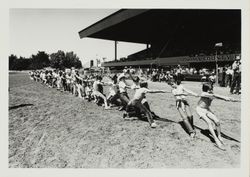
[78,9,241,70]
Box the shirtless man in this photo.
[196,83,237,150]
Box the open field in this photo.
[9,72,241,168]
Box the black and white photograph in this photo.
[1,0,250,176]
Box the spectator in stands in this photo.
[165,71,173,84]
[159,72,165,82]
[189,67,194,75]
[129,66,135,74]
[225,66,233,88]
[123,66,128,74]
[145,68,150,79]
[230,57,241,94]
[220,67,225,87]
[138,67,143,77]
[152,69,157,82]
[193,68,198,74]
[175,65,183,82]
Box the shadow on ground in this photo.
[9,104,34,110]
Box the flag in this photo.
[215,42,223,47]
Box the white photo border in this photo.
[1,0,249,177]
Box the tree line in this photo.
[9,50,82,70]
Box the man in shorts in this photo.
[196,83,236,150]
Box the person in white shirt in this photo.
[92,76,110,110]
[71,71,77,96]
[106,74,121,107]
[118,73,131,111]
[129,72,140,91]
[39,71,43,83]
[175,65,183,82]
[159,73,165,82]
[33,71,39,82]
[75,71,84,98]
[138,68,143,77]
[42,71,47,84]
[56,71,62,90]
[123,67,128,74]
[85,81,93,102]
[29,71,34,80]
[125,81,167,128]
[225,66,233,87]
[190,68,194,75]
[171,80,198,138]
[65,72,72,92]
[128,73,160,119]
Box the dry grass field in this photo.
[9,72,241,168]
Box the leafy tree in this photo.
[9,54,18,70]
[50,50,82,69]
[9,55,31,70]
[65,51,82,69]
[9,50,82,70]
[50,50,66,69]
[30,51,50,69]
[74,59,82,69]
[18,56,31,70]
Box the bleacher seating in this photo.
[115,42,240,63]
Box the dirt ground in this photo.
[8,72,241,168]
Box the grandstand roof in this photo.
[79,9,241,44]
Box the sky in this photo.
[9,9,146,66]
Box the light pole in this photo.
[115,41,118,61]
[214,42,223,85]
[215,49,218,85]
